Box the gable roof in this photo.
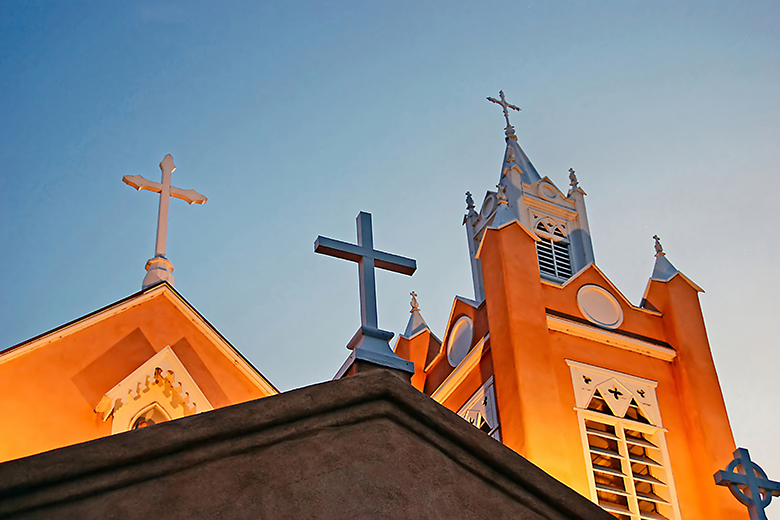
[0,282,277,396]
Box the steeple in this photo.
[404,291,430,338]
[462,93,595,300]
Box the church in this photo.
[0,94,749,519]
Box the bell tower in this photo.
[400,93,747,519]
[465,92,594,301]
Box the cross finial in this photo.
[123,154,207,289]
[315,212,417,377]
[653,235,664,256]
[487,90,521,138]
[569,168,579,188]
[715,448,780,520]
[410,291,420,312]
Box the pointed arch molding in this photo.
[566,359,662,428]
[96,346,214,433]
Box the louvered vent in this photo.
[584,396,677,519]
[535,220,572,280]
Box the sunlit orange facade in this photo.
[395,128,746,518]
[0,283,276,464]
[0,124,747,519]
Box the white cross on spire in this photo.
[123,154,207,289]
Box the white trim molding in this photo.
[431,334,489,403]
[96,346,214,433]
[549,315,676,362]
[0,283,278,396]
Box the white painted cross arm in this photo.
[122,175,208,205]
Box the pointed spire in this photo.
[486,90,541,185]
[404,291,430,338]
[650,235,679,281]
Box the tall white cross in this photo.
[123,154,207,288]
[314,212,416,376]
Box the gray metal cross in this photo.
[487,90,521,129]
[314,212,416,329]
[714,448,780,520]
[315,212,416,377]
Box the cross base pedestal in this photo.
[334,326,414,381]
[143,255,174,289]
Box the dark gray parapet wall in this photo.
[0,370,611,520]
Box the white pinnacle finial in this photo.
[569,168,579,188]
[123,154,207,289]
[653,235,664,256]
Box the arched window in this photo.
[131,403,171,430]
[534,218,573,280]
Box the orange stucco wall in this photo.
[416,221,747,520]
[0,289,271,463]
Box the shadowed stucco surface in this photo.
[0,370,611,520]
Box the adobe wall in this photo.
[0,371,612,520]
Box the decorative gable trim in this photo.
[555,263,663,317]
[0,283,277,396]
[566,359,662,426]
[96,346,213,425]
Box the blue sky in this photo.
[2,0,779,508]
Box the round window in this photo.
[447,316,474,367]
[576,285,624,329]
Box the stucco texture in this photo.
[0,370,611,520]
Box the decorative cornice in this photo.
[548,315,676,362]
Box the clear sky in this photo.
[2,0,779,510]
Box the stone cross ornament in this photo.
[314,212,416,377]
[123,154,207,289]
[714,447,780,520]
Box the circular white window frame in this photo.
[538,183,558,202]
[447,316,474,367]
[576,285,624,330]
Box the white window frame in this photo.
[457,376,501,441]
[566,360,682,520]
[533,216,573,280]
